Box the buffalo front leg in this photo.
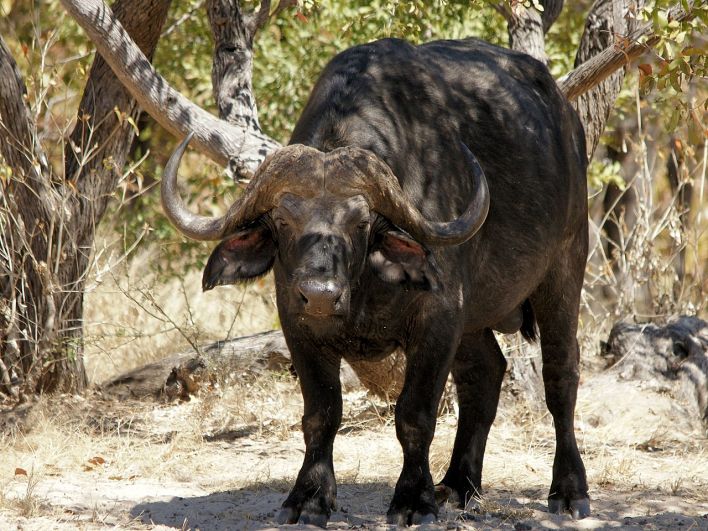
[277,348,342,527]
[387,320,459,526]
[439,329,506,506]
[531,244,590,518]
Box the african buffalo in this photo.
[162,37,590,526]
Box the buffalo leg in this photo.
[531,244,590,518]
[277,349,342,527]
[439,329,506,506]
[386,322,459,526]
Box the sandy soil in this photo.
[2,246,705,530]
[1,366,706,530]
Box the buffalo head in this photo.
[162,133,489,333]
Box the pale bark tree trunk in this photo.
[502,0,563,64]
[206,0,292,178]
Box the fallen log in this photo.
[100,330,292,400]
[99,329,402,401]
[602,316,708,424]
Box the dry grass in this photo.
[83,244,279,385]
[1,359,706,529]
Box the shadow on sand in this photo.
[131,482,708,530]
[130,480,392,530]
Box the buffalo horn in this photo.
[162,134,322,241]
[352,143,490,246]
[161,133,228,241]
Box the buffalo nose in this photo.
[298,279,343,316]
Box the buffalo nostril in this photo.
[297,280,344,315]
[298,289,309,305]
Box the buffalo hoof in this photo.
[276,504,329,528]
[435,481,483,512]
[276,506,298,525]
[386,509,436,526]
[548,496,591,519]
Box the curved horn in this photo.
[344,143,490,246]
[162,135,325,241]
[411,143,490,245]
[161,132,228,241]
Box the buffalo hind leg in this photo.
[531,249,590,518]
[387,318,460,526]
[438,329,506,507]
[277,348,342,527]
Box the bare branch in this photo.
[246,0,272,36]
[559,34,656,102]
[60,0,279,176]
[492,1,512,21]
[558,1,696,102]
[245,0,297,36]
[273,0,298,19]
[540,0,564,33]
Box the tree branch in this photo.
[245,0,297,36]
[540,0,564,33]
[273,0,298,19]
[502,0,564,64]
[569,0,637,159]
[246,0,271,36]
[66,0,172,217]
[557,1,695,102]
[59,0,279,176]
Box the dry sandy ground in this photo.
[2,252,705,529]
[1,367,706,530]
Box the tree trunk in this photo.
[571,0,642,159]
[0,34,59,399]
[59,0,284,177]
[0,0,172,399]
[206,0,282,179]
[504,0,563,64]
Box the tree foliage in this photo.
[4,1,703,191]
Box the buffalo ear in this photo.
[369,231,441,290]
[202,224,276,291]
